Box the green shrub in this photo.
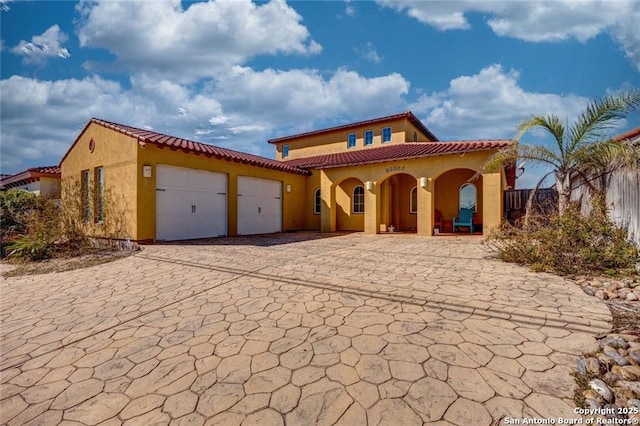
[486,202,639,276]
[1,189,39,257]
[4,195,61,261]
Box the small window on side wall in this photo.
[81,170,90,221]
[364,130,373,146]
[347,133,356,148]
[459,183,477,212]
[282,145,289,158]
[382,127,392,143]
[410,186,417,213]
[94,167,104,223]
[353,185,364,213]
[314,188,321,215]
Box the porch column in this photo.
[320,171,336,233]
[482,172,502,234]
[364,181,379,234]
[417,177,434,236]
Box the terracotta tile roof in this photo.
[268,111,439,144]
[615,127,640,142]
[61,119,310,176]
[283,140,514,169]
[0,165,61,188]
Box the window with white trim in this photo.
[347,133,356,148]
[353,185,364,213]
[314,188,321,215]
[410,186,417,213]
[459,183,477,211]
[282,145,289,158]
[364,130,373,146]
[382,127,392,143]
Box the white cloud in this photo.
[377,0,640,70]
[1,0,11,12]
[213,66,410,132]
[76,0,321,82]
[10,25,71,64]
[357,42,382,64]
[0,66,411,173]
[411,64,589,140]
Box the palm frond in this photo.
[516,144,562,169]
[516,115,565,161]
[567,89,640,153]
[481,144,519,173]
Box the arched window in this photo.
[314,188,321,215]
[459,183,477,211]
[410,186,417,213]
[353,186,365,213]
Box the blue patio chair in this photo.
[453,208,474,233]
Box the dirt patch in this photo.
[1,249,137,277]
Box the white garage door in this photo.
[156,165,227,241]
[237,176,282,235]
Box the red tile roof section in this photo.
[283,140,514,169]
[615,127,640,142]
[0,166,61,188]
[268,111,439,144]
[89,119,310,175]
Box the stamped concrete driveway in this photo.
[1,232,611,425]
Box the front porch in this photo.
[319,156,505,236]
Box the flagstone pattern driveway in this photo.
[1,233,611,425]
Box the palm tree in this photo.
[486,90,640,215]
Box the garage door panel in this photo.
[156,165,227,241]
[237,176,282,235]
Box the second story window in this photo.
[364,130,373,146]
[382,127,392,143]
[282,145,289,158]
[347,133,356,148]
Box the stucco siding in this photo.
[137,144,308,241]
[275,118,435,160]
[61,123,139,240]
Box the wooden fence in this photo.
[503,188,557,224]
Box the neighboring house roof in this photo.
[614,127,640,143]
[61,118,310,175]
[268,111,439,144]
[283,140,513,169]
[0,166,61,189]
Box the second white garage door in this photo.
[237,176,282,235]
[156,165,227,241]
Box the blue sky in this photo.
[1,0,639,188]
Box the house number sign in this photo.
[385,165,405,173]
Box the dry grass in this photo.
[2,248,136,277]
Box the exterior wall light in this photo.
[366,181,374,191]
[286,184,292,193]
[420,177,427,188]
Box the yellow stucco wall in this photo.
[305,171,321,230]
[335,178,365,231]
[275,118,435,160]
[315,150,506,235]
[61,123,139,240]
[137,144,308,241]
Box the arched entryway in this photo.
[377,173,417,232]
[335,177,365,231]
[434,168,483,233]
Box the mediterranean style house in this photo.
[60,112,514,243]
